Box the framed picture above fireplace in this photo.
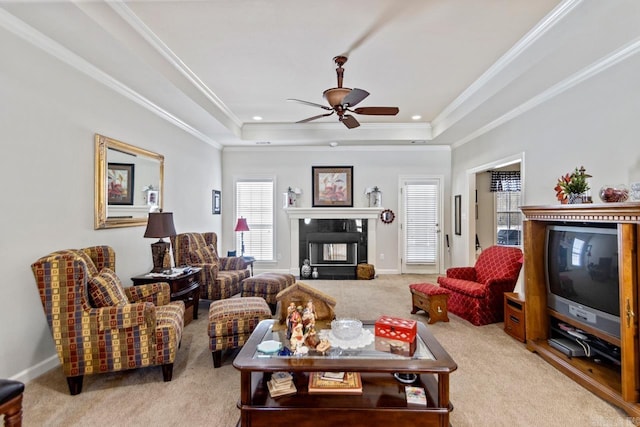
[312,166,353,207]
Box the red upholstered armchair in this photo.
[437,245,523,326]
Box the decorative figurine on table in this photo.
[302,300,317,334]
[286,302,302,340]
[290,323,308,354]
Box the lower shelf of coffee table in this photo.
[238,371,453,427]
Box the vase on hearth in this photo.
[301,259,312,279]
[312,268,319,279]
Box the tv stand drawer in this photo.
[504,292,525,342]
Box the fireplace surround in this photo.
[285,208,382,279]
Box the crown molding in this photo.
[107,1,243,131]
[451,36,640,149]
[431,0,582,139]
[0,8,222,149]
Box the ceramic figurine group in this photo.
[286,300,329,354]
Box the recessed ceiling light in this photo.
[329,142,338,147]
[252,116,263,121]
[411,115,422,120]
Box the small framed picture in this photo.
[107,162,135,205]
[212,190,221,214]
[454,195,462,236]
[147,190,159,206]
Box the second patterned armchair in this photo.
[31,246,184,395]
[171,232,250,301]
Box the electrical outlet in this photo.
[380,253,385,260]
[277,253,282,260]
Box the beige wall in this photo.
[221,146,452,274]
[0,25,222,381]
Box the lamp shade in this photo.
[144,212,177,238]
[234,217,250,232]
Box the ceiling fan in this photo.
[287,55,399,129]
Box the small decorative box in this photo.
[374,316,417,343]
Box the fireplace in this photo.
[286,208,382,278]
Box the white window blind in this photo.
[405,183,438,263]
[235,179,273,261]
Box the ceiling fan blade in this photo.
[341,88,369,107]
[296,112,334,123]
[352,106,399,116]
[340,114,360,129]
[287,98,332,111]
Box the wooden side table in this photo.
[242,256,255,276]
[131,268,201,325]
[504,292,525,342]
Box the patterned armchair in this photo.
[171,232,250,301]
[31,246,184,395]
[437,245,523,326]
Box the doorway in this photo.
[465,154,525,265]
[400,176,443,274]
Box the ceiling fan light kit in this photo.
[288,55,399,129]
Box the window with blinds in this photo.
[405,183,438,264]
[235,179,274,261]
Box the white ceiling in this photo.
[1,0,565,147]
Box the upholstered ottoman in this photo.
[241,273,295,314]
[409,283,451,324]
[208,297,272,368]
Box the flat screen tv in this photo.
[545,224,621,339]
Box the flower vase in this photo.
[567,193,584,204]
[301,259,312,279]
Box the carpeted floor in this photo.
[21,275,633,426]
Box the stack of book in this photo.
[267,372,297,398]
[405,386,427,406]
[308,371,363,395]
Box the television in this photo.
[545,224,621,339]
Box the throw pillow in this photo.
[191,244,220,267]
[88,268,129,307]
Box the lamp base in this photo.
[150,240,170,273]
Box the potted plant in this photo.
[555,166,591,203]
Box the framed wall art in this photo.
[107,163,135,205]
[146,190,159,206]
[454,194,462,236]
[312,166,353,207]
[212,190,221,214]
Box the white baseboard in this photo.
[11,354,59,383]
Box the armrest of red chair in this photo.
[484,277,518,293]
[125,282,171,306]
[445,266,477,281]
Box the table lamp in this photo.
[144,212,177,273]
[234,217,250,256]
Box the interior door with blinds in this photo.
[401,178,442,274]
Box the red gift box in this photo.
[374,316,417,343]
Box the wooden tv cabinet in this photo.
[521,203,640,417]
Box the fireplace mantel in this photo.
[285,207,383,276]
[285,207,383,220]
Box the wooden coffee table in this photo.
[233,319,457,426]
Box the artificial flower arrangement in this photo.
[554,166,590,202]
